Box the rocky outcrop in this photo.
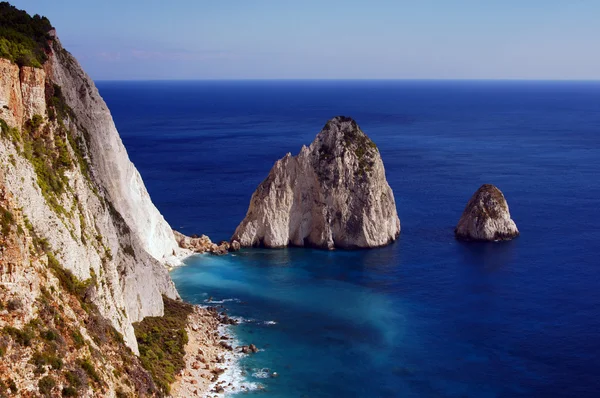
[173,230,234,255]
[455,184,519,241]
[232,116,400,249]
[0,59,46,130]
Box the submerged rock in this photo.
[455,184,519,241]
[232,116,401,249]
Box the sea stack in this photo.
[455,184,519,241]
[232,116,401,249]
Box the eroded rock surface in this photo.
[173,230,234,255]
[455,184,519,241]
[232,116,400,249]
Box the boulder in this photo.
[455,184,519,241]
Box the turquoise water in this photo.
[99,80,600,397]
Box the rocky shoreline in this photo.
[170,305,259,397]
[173,230,241,256]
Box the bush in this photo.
[0,204,14,236]
[134,296,193,394]
[64,369,86,389]
[0,2,53,67]
[61,386,77,397]
[31,349,63,373]
[79,358,101,385]
[38,375,56,397]
[71,329,85,348]
[2,325,35,346]
[6,298,22,312]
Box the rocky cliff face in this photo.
[0,33,184,358]
[232,116,401,249]
[455,184,519,241]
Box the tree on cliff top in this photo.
[0,1,53,67]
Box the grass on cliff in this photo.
[134,296,193,395]
[0,2,53,68]
[0,81,93,218]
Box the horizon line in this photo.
[93,78,600,83]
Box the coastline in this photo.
[170,304,258,397]
[167,240,260,396]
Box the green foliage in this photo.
[38,375,56,397]
[47,252,92,299]
[64,369,85,389]
[71,329,85,348]
[31,349,63,374]
[0,204,14,236]
[0,118,20,143]
[42,328,58,341]
[61,386,78,397]
[134,296,193,395]
[2,325,35,346]
[0,2,53,67]
[79,358,102,385]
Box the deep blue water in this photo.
[98,80,600,397]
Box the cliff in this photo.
[0,4,190,395]
[232,116,401,249]
[455,184,519,241]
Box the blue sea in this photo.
[97,80,600,398]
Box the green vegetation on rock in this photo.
[0,1,53,67]
[134,296,193,395]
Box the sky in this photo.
[9,0,600,80]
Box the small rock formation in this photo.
[455,184,519,241]
[232,116,401,249]
[229,240,241,252]
[173,230,231,255]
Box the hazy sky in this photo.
[10,0,600,80]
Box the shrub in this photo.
[79,358,101,385]
[64,369,86,389]
[0,204,14,236]
[61,386,77,397]
[134,296,193,394]
[2,325,35,346]
[0,2,53,67]
[38,375,56,397]
[6,298,22,312]
[71,329,85,348]
[31,349,63,373]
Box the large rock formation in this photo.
[0,22,183,356]
[455,184,519,241]
[232,116,400,249]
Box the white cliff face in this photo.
[0,37,180,353]
[47,40,179,263]
[455,184,519,241]
[232,116,401,249]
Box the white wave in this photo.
[206,324,262,396]
[263,320,277,325]
[251,368,272,379]
[204,298,241,304]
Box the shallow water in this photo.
[99,80,600,397]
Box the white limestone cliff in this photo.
[0,36,184,353]
[232,116,401,249]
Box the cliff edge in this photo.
[0,4,182,356]
[232,116,401,249]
